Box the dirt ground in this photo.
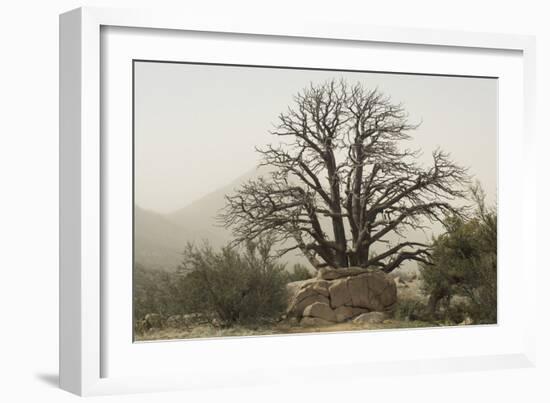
[135,318,439,342]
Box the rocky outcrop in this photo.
[303,302,337,322]
[286,267,397,324]
[287,281,330,317]
[334,306,369,322]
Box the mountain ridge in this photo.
[135,165,280,271]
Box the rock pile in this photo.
[286,267,397,325]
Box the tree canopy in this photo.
[221,79,469,271]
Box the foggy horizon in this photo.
[135,164,260,215]
[134,61,497,215]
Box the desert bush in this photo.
[420,185,497,324]
[133,264,188,322]
[444,300,471,324]
[178,238,288,325]
[392,299,428,322]
[284,263,314,283]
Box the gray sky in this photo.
[134,61,497,213]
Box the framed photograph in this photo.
[60,7,537,396]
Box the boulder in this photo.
[286,268,396,320]
[286,279,317,307]
[311,280,331,297]
[351,271,397,309]
[377,276,398,308]
[287,283,330,317]
[333,306,369,322]
[353,311,387,324]
[328,278,352,308]
[303,302,336,322]
[334,306,354,322]
[286,279,312,301]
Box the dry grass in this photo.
[135,318,437,342]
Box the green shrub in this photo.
[445,300,473,324]
[178,238,288,325]
[420,185,497,324]
[392,299,428,322]
[133,264,187,321]
[284,263,314,283]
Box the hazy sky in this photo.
[134,62,497,213]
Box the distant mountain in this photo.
[134,206,189,271]
[167,166,263,237]
[134,166,280,271]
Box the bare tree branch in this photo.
[219,79,470,272]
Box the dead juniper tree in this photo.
[220,80,469,272]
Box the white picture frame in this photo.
[59,6,537,396]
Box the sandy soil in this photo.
[135,318,438,342]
